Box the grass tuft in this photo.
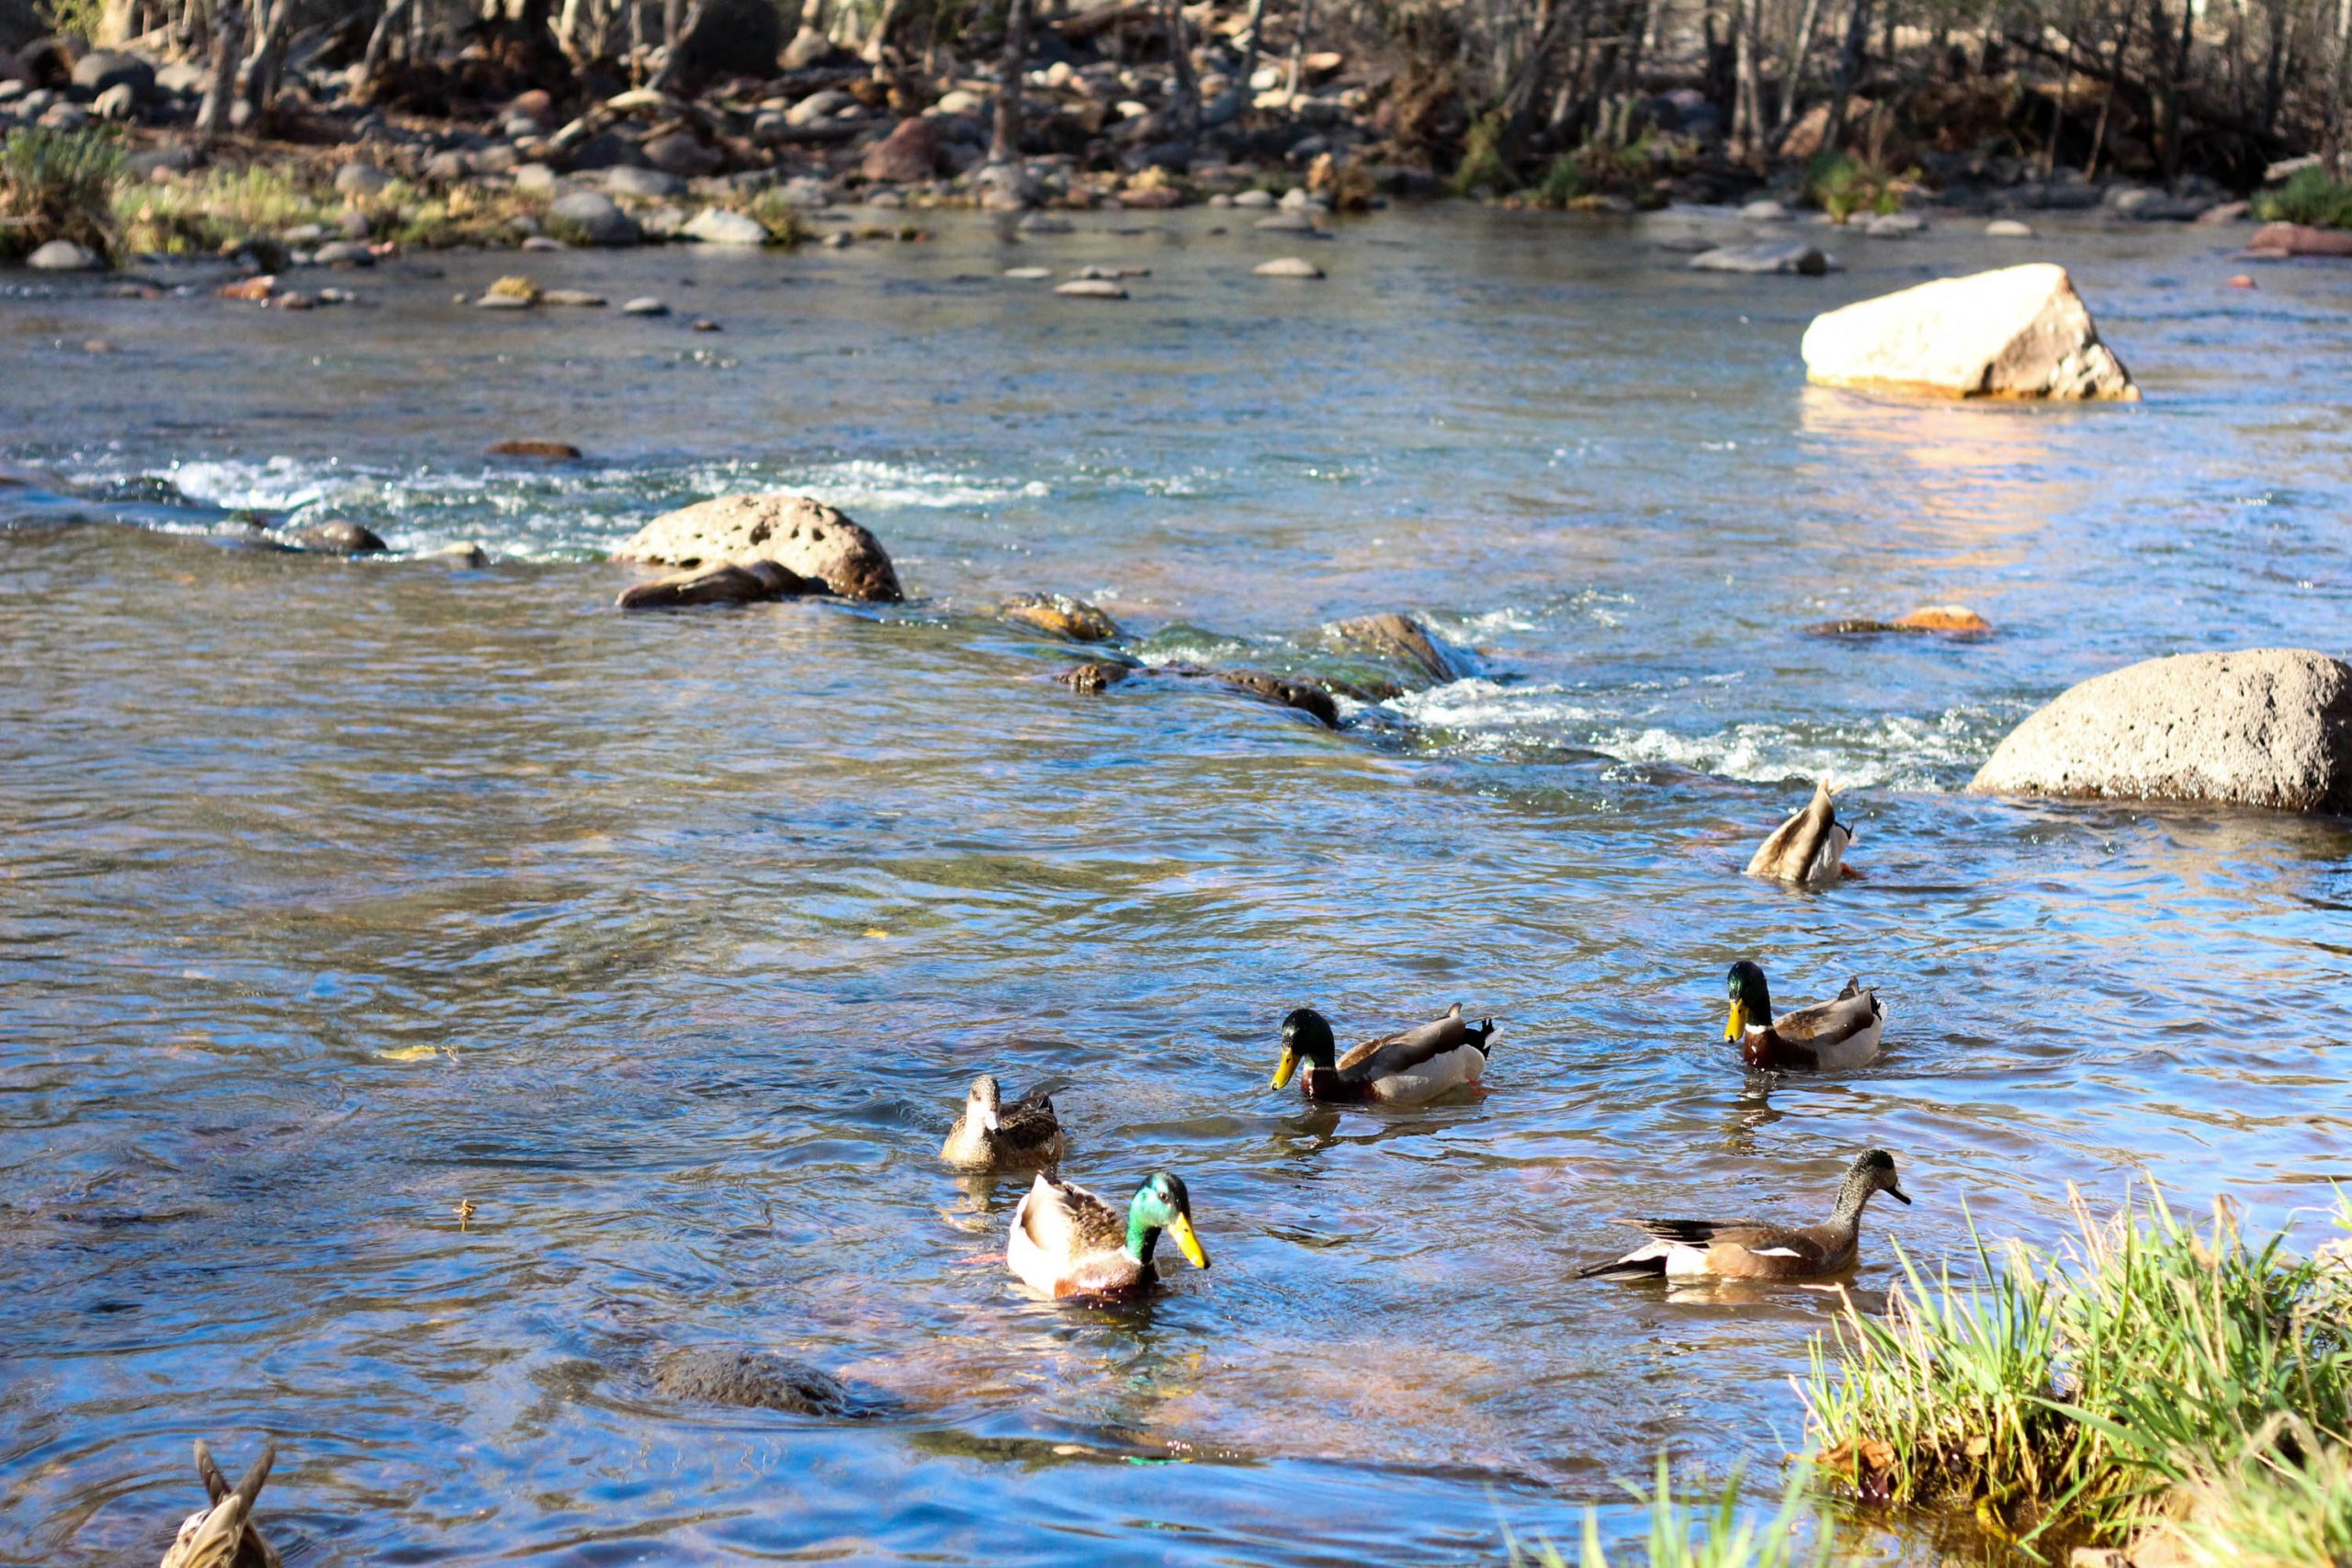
[1531,135,1671,211]
[2254,165,2352,229]
[1452,109,1517,197]
[1802,152,1906,222]
[2,126,123,260]
[1510,1460,1826,1568]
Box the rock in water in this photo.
[291,519,389,555]
[1002,593,1120,641]
[1253,256,1325,278]
[617,559,810,610]
[652,1348,850,1415]
[1057,660,1133,694]
[548,190,640,248]
[27,239,101,271]
[1320,612,1469,684]
[2245,222,2352,258]
[616,493,903,602]
[1688,243,1835,275]
[487,439,582,458]
[1968,649,2352,812]
[683,207,768,246]
[1055,278,1126,299]
[1214,670,1341,728]
[1801,264,2137,400]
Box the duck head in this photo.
[1724,961,1773,1040]
[1126,1171,1210,1269]
[1272,1008,1338,1089]
[963,1074,1002,1133]
[1838,1147,1912,1215]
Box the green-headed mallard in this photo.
[1578,1148,1912,1281]
[1272,1004,1496,1106]
[162,1440,279,1568]
[941,1075,1065,1170]
[1744,781,1853,889]
[1006,1169,1209,1299]
[1725,961,1883,1071]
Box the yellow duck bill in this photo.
[1724,999,1748,1042]
[1168,1213,1210,1269]
[1270,1045,1300,1090]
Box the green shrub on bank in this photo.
[117,164,337,254]
[1802,152,1905,222]
[1,126,122,260]
[1531,136,1671,211]
[1802,1187,2352,1549]
[2254,165,2352,229]
[1453,109,1517,197]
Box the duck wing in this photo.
[1021,1174,1123,1258]
[996,1087,1064,1156]
[1335,1004,1487,1079]
[1641,1217,1841,1269]
[1745,782,1840,886]
[1773,987,1881,1049]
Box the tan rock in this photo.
[1801,264,2137,400]
[2245,221,2352,258]
[615,494,903,602]
[1892,604,1993,632]
[1002,593,1121,641]
[1320,612,1468,684]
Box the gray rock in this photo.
[683,206,767,245]
[312,240,374,266]
[91,82,136,120]
[1687,243,1837,275]
[540,288,605,307]
[1985,218,2035,237]
[786,89,854,127]
[514,162,558,193]
[1232,188,1276,208]
[548,189,640,247]
[338,209,373,240]
[1739,198,1792,221]
[1055,277,1126,299]
[1862,212,1925,237]
[1253,211,1320,233]
[616,493,902,602]
[335,163,392,197]
[71,50,154,100]
[291,519,389,555]
[1320,612,1471,685]
[1016,212,1072,234]
[606,164,686,198]
[621,296,669,315]
[1253,255,1323,278]
[153,61,207,96]
[777,175,832,208]
[27,238,100,271]
[1968,649,2352,812]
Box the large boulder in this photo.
[70,48,152,99]
[615,493,902,602]
[860,117,944,184]
[547,189,640,247]
[1968,649,2352,812]
[1801,263,2138,400]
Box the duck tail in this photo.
[1577,1255,1668,1280]
[1467,1019,1498,1055]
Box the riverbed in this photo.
[4,205,2349,1565]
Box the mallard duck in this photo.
[1725,961,1883,1071]
[1744,781,1853,889]
[162,1440,279,1568]
[941,1075,1065,1170]
[1006,1169,1209,1299]
[1272,1004,1497,1106]
[1577,1148,1912,1281]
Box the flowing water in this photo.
[5,208,2351,1566]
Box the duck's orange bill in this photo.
[1169,1213,1210,1269]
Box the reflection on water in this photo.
[3,209,2351,1565]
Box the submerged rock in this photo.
[1688,243,1835,275]
[1003,593,1120,642]
[1806,604,1993,636]
[1212,670,1340,728]
[290,519,389,556]
[652,1347,850,1415]
[1801,264,2137,400]
[1056,278,1127,299]
[1968,649,2352,812]
[617,559,811,610]
[2246,222,2352,258]
[616,493,903,602]
[1253,256,1325,278]
[1057,660,1133,694]
[486,439,582,458]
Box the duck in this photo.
[1272,1004,1497,1106]
[1725,961,1884,1071]
[940,1075,1065,1170]
[1743,780,1854,889]
[1006,1169,1210,1299]
[162,1440,279,1568]
[1577,1148,1912,1281]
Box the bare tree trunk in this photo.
[2260,0,2287,132]
[2044,6,2075,175]
[990,0,1030,162]
[1283,0,1313,97]
[1163,0,1199,136]
[197,0,244,136]
[363,0,414,85]
[240,0,290,125]
[662,0,682,50]
[1773,0,1823,131]
[1237,0,1267,99]
[646,0,707,87]
[860,0,903,63]
[1824,0,1869,152]
[1731,0,1762,164]
[2086,5,2130,176]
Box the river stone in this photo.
[72,49,153,99]
[27,239,100,270]
[1216,670,1340,728]
[291,519,389,555]
[1320,612,1469,684]
[684,206,767,245]
[616,493,903,602]
[335,162,392,197]
[487,439,582,457]
[606,164,685,198]
[1861,212,1925,237]
[1002,593,1119,641]
[548,189,639,247]
[1057,660,1133,694]
[860,117,944,184]
[1739,198,1791,221]
[1687,243,1834,275]
[1002,265,1051,279]
[313,240,374,266]
[92,81,136,119]
[652,1348,849,1414]
[2246,222,2352,258]
[621,296,669,315]
[1985,219,2035,237]
[1055,278,1125,299]
[617,559,811,611]
[1967,649,2352,812]
[1254,256,1323,278]
[1801,264,2137,400]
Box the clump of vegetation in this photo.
[2165,1419,2352,1568]
[1803,1187,2352,1551]
[731,188,811,245]
[1452,109,1517,197]
[2254,165,2352,229]
[388,180,549,248]
[1531,136,1670,211]
[1,127,123,260]
[483,273,540,302]
[1802,152,1907,222]
[1510,1461,1825,1568]
[116,164,337,254]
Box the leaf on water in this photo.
[376,1044,442,1062]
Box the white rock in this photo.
[1985,219,2034,237]
[621,296,670,314]
[1801,263,2137,400]
[1233,188,1276,209]
[684,207,769,245]
[1002,265,1052,278]
[1055,278,1127,299]
[27,239,101,271]
[1862,211,1925,237]
[1253,256,1324,278]
[936,88,986,116]
[1739,198,1791,221]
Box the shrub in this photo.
[1802,152,1906,222]
[2254,165,2352,229]
[1,126,123,260]
[1452,108,1516,197]
[116,164,335,254]
[1531,135,1670,210]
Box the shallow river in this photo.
[4,206,2350,1566]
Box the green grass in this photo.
[1531,135,1670,211]
[2253,165,2352,229]
[1802,152,1905,222]
[1801,1186,2352,1549]
[729,187,812,245]
[2167,1421,2352,1568]
[1452,109,1517,197]
[2,126,123,260]
[1510,1460,1826,1568]
[116,164,338,254]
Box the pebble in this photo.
[1985,219,2035,237]
[690,317,722,332]
[1055,278,1128,299]
[1002,266,1052,279]
[521,235,566,252]
[1253,256,1324,278]
[621,296,670,315]
[540,289,606,307]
